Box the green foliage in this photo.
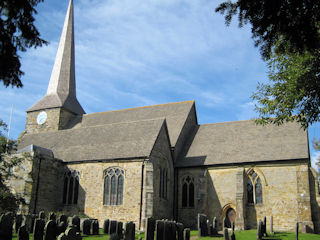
[251,44,320,129]
[0,0,48,88]
[215,0,320,60]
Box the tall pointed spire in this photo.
[28,0,85,115]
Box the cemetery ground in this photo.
[11,229,320,240]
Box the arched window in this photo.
[182,175,194,207]
[104,167,125,205]
[62,171,79,205]
[247,170,263,204]
[159,168,168,199]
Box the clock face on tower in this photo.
[37,111,47,125]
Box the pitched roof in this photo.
[67,100,195,146]
[19,118,166,162]
[176,120,309,167]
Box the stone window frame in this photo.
[181,174,195,208]
[62,170,79,205]
[246,169,263,205]
[103,167,125,206]
[159,167,168,200]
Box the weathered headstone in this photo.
[81,219,91,235]
[206,219,211,236]
[145,217,155,240]
[109,220,117,235]
[257,220,262,240]
[15,215,23,233]
[38,212,45,220]
[262,216,267,237]
[197,214,208,237]
[91,219,99,235]
[124,221,135,240]
[270,216,273,234]
[156,220,164,240]
[44,220,57,240]
[0,212,14,240]
[116,221,123,239]
[71,216,80,233]
[183,228,190,240]
[56,222,67,237]
[171,221,177,240]
[103,219,109,234]
[176,223,184,240]
[18,225,29,240]
[110,233,120,240]
[48,213,56,222]
[212,217,218,235]
[163,221,171,240]
[57,215,67,226]
[223,228,229,240]
[33,218,45,240]
[295,222,299,240]
[57,225,81,240]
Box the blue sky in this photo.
[1,0,319,169]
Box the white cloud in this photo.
[311,151,320,171]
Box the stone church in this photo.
[8,0,320,233]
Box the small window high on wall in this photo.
[182,175,194,208]
[62,171,79,205]
[104,167,124,205]
[247,170,262,204]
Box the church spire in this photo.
[28,0,85,115]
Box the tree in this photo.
[0,0,47,88]
[216,0,320,128]
[0,119,24,212]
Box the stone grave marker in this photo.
[197,214,208,237]
[206,219,211,236]
[57,225,81,240]
[109,220,117,235]
[145,217,155,240]
[44,220,57,240]
[212,217,218,235]
[176,223,184,240]
[39,212,45,220]
[116,221,123,239]
[262,216,267,237]
[257,220,262,240]
[49,213,56,222]
[91,219,99,235]
[33,218,45,240]
[81,219,91,235]
[18,225,29,240]
[295,222,299,240]
[184,228,190,240]
[155,220,164,240]
[223,228,229,240]
[0,212,14,240]
[71,216,80,233]
[15,215,23,233]
[270,216,273,234]
[124,221,135,240]
[103,219,109,234]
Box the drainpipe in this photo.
[139,160,145,230]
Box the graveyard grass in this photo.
[11,229,320,240]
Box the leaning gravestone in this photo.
[18,225,29,240]
[109,220,117,235]
[15,215,23,233]
[124,221,135,240]
[155,220,164,240]
[71,216,80,233]
[44,220,57,240]
[184,228,190,240]
[33,218,45,240]
[81,219,91,235]
[91,219,99,235]
[145,217,155,240]
[176,223,184,240]
[103,219,109,234]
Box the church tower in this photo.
[25,0,85,134]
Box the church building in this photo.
[9,0,320,233]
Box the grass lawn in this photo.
[12,229,319,240]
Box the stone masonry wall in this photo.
[64,160,144,227]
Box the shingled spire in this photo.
[28,0,85,115]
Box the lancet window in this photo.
[182,175,194,207]
[247,170,263,204]
[62,170,79,205]
[159,168,168,199]
[104,167,124,205]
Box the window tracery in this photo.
[62,170,79,205]
[247,170,262,204]
[182,175,194,207]
[104,167,124,205]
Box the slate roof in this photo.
[19,118,166,162]
[176,120,309,167]
[66,100,195,146]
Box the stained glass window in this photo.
[104,167,124,205]
[247,170,263,204]
[247,178,254,204]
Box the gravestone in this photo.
[103,219,109,234]
[15,215,23,233]
[163,221,171,240]
[270,216,273,234]
[116,221,123,238]
[56,222,67,237]
[57,215,67,225]
[91,220,99,235]
[109,220,117,235]
[39,212,45,220]
[206,219,211,236]
[176,223,184,240]
[71,216,80,233]
[295,222,299,240]
[124,221,135,240]
[212,217,218,235]
[18,225,29,240]
[81,219,91,235]
[0,212,14,240]
[184,228,190,240]
[197,214,208,237]
[110,233,120,240]
[49,213,56,222]
[262,216,267,237]
[44,220,57,240]
[145,217,155,240]
[156,220,164,240]
[33,218,45,240]
[257,220,262,240]
[223,228,229,240]
[57,225,82,240]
